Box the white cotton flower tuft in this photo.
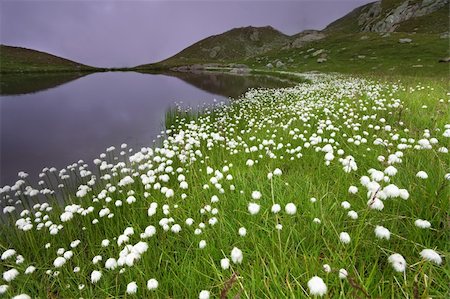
[388,253,406,272]
[199,290,210,299]
[231,247,243,264]
[3,268,19,282]
[105,258,118,270]
[273,168,282,176]
[323,264,331,273]
[271,204,281,213]
[238,227,247,237]
[91,270,102,283]
[285,203,297,215]
[248,203,260,215]
[24,266,36,274]
[171,224,182,233]
[374,225,390,240]
[420,249,442,265]
[414,219,431,229]
[339,232,351,244]
[53,257,66,268]
[0,285,8,294]
[347,210,358,219]
[251,191,262,200]
[307,276,327,297]
[1,249,16,260]
[348,186,358,194]
[416,171,428,179]
[199,240,207,249]
[220,258,230,270]
[384,166,397,176]
[341,201,351,209]
[338,268,348,279]
[126,281,138,294]
[147,278,158,290]
[367,198,384,210]
[12,294,31,299]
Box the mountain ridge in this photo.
[137,0,449,70]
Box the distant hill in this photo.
[0,45,98,73]
[136,26,292,69]
[136,0,449,73]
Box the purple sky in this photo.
[0,0,374,68]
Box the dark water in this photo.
[0,71,294,186]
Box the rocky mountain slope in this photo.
[326,0,449,33]
[137,0,449,70]
[137,26,291,69]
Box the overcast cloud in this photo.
[0,0,374,67]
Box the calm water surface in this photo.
[0,71,293,186]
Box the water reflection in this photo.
[0,72,89,95]
[0,71,295,186]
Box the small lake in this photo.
[0,71,295,186]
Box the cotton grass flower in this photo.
[53,257,66,268]
[339,232,351,244]
[338,268,348,279]
[199,290,210,299]
[0,285,8,294]
[126,281,138,294]
[12,294,31,299]
[105,258,118,270]
[374,226,390,240]
[307,276,327,297]
[1,249,16,260]
[414,219,431,229]
[90,270,102,283]
[341,201,351,209]
[3,268,19,282]
[199,240,207,249]
[271,204,281,213]
[347,210,358,219]
[220,258,230,270]
[248,202,260,215]
[285,203,297,214]
[251,191,262,200]
[420,249,442,265]
[25,266,36,274]
[416,171,428,179]
[238,227,247,237]
[388,253,407,272]
[147,278,158,290]
[231,247,243,264]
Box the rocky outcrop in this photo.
[288,30,326,48]
[358,0,449,32]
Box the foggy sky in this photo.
[0,0,374,68]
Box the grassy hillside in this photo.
[247,32,449,77]
[136,26,292,69]
[138,0,449,77]
[0,45,99,73]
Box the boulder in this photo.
[275,60,285,68]
[266,63,273,68]
[317,58,327,63]
[290,30,326,48]
[438,57,450,63]
[312,49,325,57]
[399,38,412,43]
